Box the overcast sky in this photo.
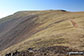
[0,0,84,18]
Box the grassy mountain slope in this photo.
[0,10,84,56]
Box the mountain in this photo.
[0,10,84,56]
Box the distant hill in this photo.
[0,10,84,56]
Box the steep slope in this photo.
[0,10,84,56]
[0,10,68,50]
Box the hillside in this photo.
[0,10,84,56]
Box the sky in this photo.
[0,0,84,18]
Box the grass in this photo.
[0,10,84,56]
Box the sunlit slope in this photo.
[0,10,84,55]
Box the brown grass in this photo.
[0,10,84,56]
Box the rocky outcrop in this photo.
[5,46,80,56]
